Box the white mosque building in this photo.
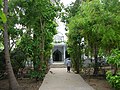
[50,33,69,64]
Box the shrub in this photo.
[106,49,120,90]
[106,71,120,90]
[29,64,46,81]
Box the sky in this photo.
[60,0,76,6]
[56,0,75,40]
[58,0,120,36]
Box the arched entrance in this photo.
[53,49,62,61]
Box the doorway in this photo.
[53,49,62,61]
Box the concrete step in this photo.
[50,62,66,68]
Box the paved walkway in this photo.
[39,68,94,90]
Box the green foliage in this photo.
[29,64,46,80]
[0,10,7,23]
[107,49,120,67]
[65,0,120,74]
[0,0,6,78]
[106,71,120,90]
[106,49,120,89]
[0,0,6,31]
[10,48,27,74]
[0,0,7,24]
[7,0,60,80]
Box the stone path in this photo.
[39,68,94,90]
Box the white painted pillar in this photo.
[61,46,64,61]
[50,50,53,64]
[63,45,66,63]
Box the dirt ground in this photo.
[82,75,113,90]
[0,78,42,90]
[0,74,113,90]
[0,76,113,90]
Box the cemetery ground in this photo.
[0,69,113,90]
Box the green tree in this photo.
[0,0,6,49]
[3,0,21,90]
[101,0,120,53]
[67,15,84,73]
[66,0,120,75]
[8,0,60,80]
[106,49,120,89]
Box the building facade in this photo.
[50,33,69,64]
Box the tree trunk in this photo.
[113,64,118,75]
[76,45,80,74]
[40,18,45,63]
[38,18,45,74]
[3,0,20,90]
[93,44,99,75]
